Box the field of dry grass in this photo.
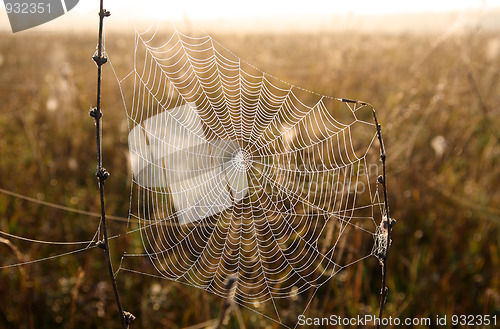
[0,26,499,328]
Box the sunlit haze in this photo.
[1,0,500,32]
[73,0,500,18]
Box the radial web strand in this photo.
[116,23,386,326]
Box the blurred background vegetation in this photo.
[0,18,499,329]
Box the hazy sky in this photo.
[1,0,500,32]
[73,0,500,18]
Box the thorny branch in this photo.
[90,0,134,328]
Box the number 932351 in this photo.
[5,2,51,14]
[451,314,496,326]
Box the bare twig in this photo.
[90,1,133,328]
[372,108,394,329]
[336,99,395,326]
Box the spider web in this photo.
[115,23,386,326]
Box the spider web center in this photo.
[232,149,251,172]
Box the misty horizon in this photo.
[1,3,500,34]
